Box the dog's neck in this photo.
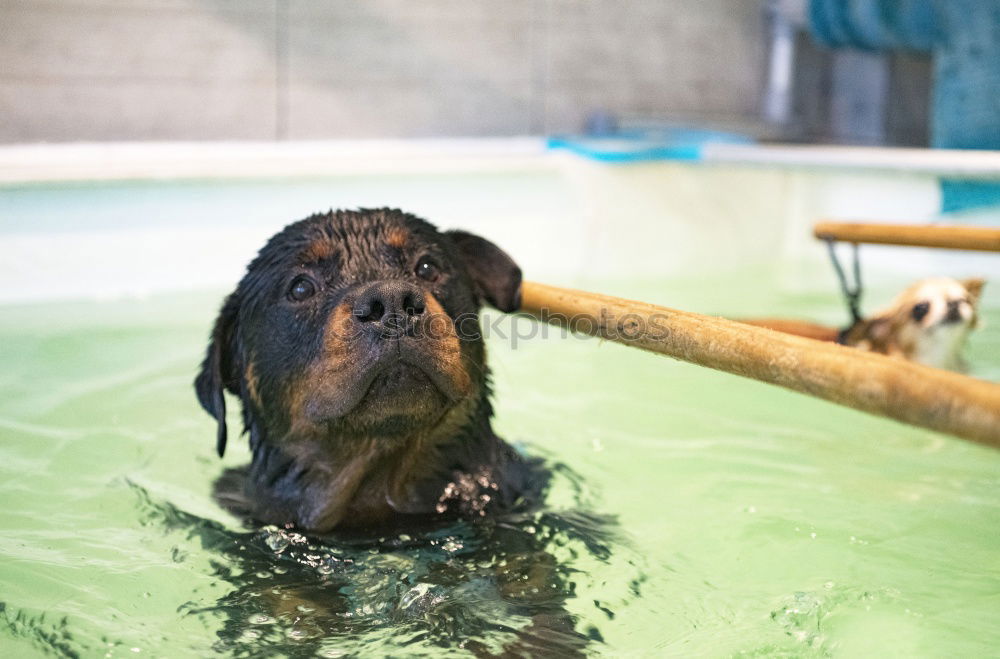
[243,393,515,533]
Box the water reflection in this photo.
[132,463,625,657]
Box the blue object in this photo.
[941,180,1000,214]
[810,0,938,51]
[809,0,1000,212]
[546,127,754,163]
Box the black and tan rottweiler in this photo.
[194,208,613,655]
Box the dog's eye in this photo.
[911,301,930,322]
[415,257,441,282]
[287,275,317,302]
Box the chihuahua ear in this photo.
[842,316,891,350]
[194,294,242,457]
[445,229,522,312]
[962,277,986,303]
[962,278,986,329]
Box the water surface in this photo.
[2,272,999,656]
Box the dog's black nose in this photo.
[945,299,964,323]
[352,281,426,330]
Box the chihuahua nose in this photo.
[352,281,426,328]
[945,299,964,323]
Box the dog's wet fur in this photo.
[196,208,539,533]
[195,209,604,655]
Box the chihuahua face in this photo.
[843,277,985,371]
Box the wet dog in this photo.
[195,208,538,532]
[194,209,605,655]
[742,277,985,371]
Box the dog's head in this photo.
[847,277,985,369]
[194,209,521,458]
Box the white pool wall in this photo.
[0,139,998,304]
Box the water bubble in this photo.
[399,583,436,611]
[264,531,290,554]
[255,571,272,579]
[407,582,448,613]
[248,614,275,625]
[398,533,412,542]
[771,591,824,646]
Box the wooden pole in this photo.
[813,221,1000,252]
[518,281,1000,448]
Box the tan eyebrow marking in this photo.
[386,227,408,249]
[301,238,334,263]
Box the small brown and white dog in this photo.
[742,277,986,371]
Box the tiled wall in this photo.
[0,0,768,142]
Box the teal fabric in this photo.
[809,0,938,51]
[809,0,1000,212]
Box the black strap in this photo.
[824,238,863,331]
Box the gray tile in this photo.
[1,3,277,81]
[0,80,276,142]
[0,0,773,141]
[290,0,534,22]
[542,76,761,134]
[287,2,535,84]
[541,0,765,118]
[286,79,533,138]
[3,0,274,12]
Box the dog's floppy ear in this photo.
[445,230,522,312]
[194,294,241,457]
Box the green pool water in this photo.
[1,269,999,657]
